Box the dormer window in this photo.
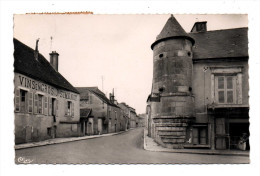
[191,22,207,33]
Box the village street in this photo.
[15,128,249,164]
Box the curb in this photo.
[143,129,249,156]
[15,129,132,150]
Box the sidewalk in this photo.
[15,129,131,150]
[143,129,249,156]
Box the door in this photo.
[193,128,199,144]
[98,119,102,134]
[87,122,93,135]
[200,128,207,145]
[52,126,57,138]
[51,98,55,115]
[216,118,226,149]
[85,121,88,135]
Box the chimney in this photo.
[49,51,59,72]
[34,38,40,61]
[190,21,207,33]
[109,89,115,103]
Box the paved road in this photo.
[15,128,249,164]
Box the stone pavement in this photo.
[143,129,249,156]
[15,129,132,150]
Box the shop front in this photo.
[208,105,249,150]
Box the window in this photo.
[65,101,74,117]
[20,89,27,112]
[215,76,236,104]
[15,88,33,113]
[33,94,46,115]
[47,127,52,136]
[193,126,208,145]
[66,101,71,116]
[49,98,58,118]
[38,94,44,114]
[211,67,243,105]
[108,110,111,119]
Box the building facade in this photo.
[77,87,126,135]
[147,15,249,150]
[14,38,80,144]
[118,102,131,130]
[129,107,138,128]
[137,114,146,127]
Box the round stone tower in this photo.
[150,15,195,149]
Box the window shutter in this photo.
[71,102,74,117]
[28,92,33,113]
[49,97,52,115]
[34,94,38,114]
[232,76,237,104]
[15,88,20,112]
[237,73,243,104]
[214,77,218,103]
[65,101,67,116]
[44,96,48,115]
[56,100,59,117]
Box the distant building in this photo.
[129,106,138,128]
[76,87,126,135]
[137,114,146,127]
[147,15,249,150]
[14,38,80,144]
[118,102,131,130]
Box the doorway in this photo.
[229,123,249,150]
[215,118,226,149]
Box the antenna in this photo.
[50,36,53,52]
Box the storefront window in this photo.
[193,126,208,145]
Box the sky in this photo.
[13,14,248,114]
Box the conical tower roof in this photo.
[151,15,195,49]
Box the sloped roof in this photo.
[14,38,79,94]
[80,108,92,118]
[151,15,195,49]
[76,87,120,108]
[190,27,248,59]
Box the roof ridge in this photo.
[189,27,248,34]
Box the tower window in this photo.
[158,87,165,93]
[187,52,191,57]
[159,53,164,58]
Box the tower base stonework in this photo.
[151,95,194,149]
